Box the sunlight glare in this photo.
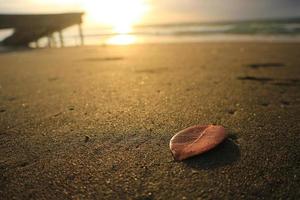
[83,0,149,33]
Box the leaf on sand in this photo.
[169,125,227,161]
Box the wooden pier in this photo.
[0,12,84,47]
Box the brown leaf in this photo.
[169,125,227,161]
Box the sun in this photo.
[83,0,149,33]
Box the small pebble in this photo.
[84,135,90,142]
[227,109,236,115]
[280,100,290,105]
[261,102,269,107]
[69,107,74,111]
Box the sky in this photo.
[0,0,299,25]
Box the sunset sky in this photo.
[0,0,299,26]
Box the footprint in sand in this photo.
[134,67,169,74]
[272,79,300,87]
[237,76,273,83]
[246,63,285,69]
[84,57,124,62]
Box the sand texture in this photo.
[0,42,299,199]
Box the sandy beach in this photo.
[0,42,299,199]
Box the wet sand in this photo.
[0,42,299,199]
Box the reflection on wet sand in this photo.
[107,34,137,45]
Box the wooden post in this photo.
[35,39,40,48]
[78,23,84,46]
[51,34,56,48]
[59,31,64,47]
[47,36,51,48]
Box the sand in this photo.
[0,42,299,199]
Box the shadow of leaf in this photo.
[183,139,240,170]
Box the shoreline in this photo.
[1,38,300,53]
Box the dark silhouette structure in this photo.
[0,12,84,47]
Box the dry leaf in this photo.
[169,125,227,161]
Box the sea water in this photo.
[54,18,300,46]
[1,18,300,47]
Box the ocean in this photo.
[66,18,300,46]
[1,18,300,47]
